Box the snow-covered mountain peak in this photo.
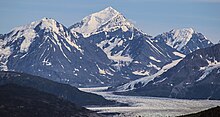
[81,6,121,27]
[40,17,60,28]
[153,27,213,54]
[100,6,120,16]
[4,18,57,46]
[171,28,195,35]
[11,18,66,34]
[167,28,195,51]
[69,7,134,37]
[37,17,69,35]
[41,17,55,22]
[171,28,195,41]
[11,18,57,30]
[5,21,39,45]
[96,12,134,33]
[3,18,83,54]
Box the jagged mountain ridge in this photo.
[0,7,214,88]
[153,28,213,54]
[85,27,182,79]
[111,28,214,92]
[0,18,130,87]
[116,44,220,100]
[69,7,133,38]
[114,59,183,92]
[70,7,183,79]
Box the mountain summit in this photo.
[0,17,131,87]
[69,7,183,80]
[2,17,81,53]
[153,28,213,54]
[0,8,215,88]
[69,7,133,37]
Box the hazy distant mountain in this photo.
[116,44,220,100]
[153,28,213,54]
[0,84,103,117]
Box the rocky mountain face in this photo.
[70,7,182,79]
[116,44,220,100]
[114,59,183,92]
[153,28,213,54]
[69,7,129,37]
[0,18,131,87]
[0,7,214,88]
[84,28,183,80]
[0,84,103,117]
[0,71,116,106]
[113,28,214,92]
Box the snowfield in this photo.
[80,87,220,117]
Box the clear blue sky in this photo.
[0,0,220,43]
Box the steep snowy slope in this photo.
[70,7,183,79]
[153,28,213,54]
[0,18,129,87]
[115,58,183,92]
[117,44,220,100]
[69,7,133,38]
[1,7,215,89]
